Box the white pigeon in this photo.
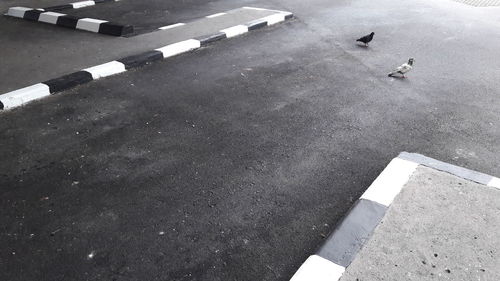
[388,58,414,78]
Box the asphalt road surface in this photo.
[1,0,500,280]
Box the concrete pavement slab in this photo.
[340,165,500,280]
[291,153,500,281]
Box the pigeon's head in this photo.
[370,32,375,36]
[408,58,414,65]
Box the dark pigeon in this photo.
[356,32,375,46]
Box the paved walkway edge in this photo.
[290,152,500,281]
[0,8,293,111]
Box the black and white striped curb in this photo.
[5,7,133,36]
[44,0,119,12]
[290,152,500,281]
[158,7,292,31]
[0,9,293,110]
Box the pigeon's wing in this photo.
[398,64,412,73]
[356,36,365,41]
[393,63,411,73]
[394,64,405,72]
[357,34,369,42]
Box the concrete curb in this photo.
[44,0,118,11]
[290,152,500,281]
[0,9,293,111]
[5,7,133,36]
[157,7,293,32]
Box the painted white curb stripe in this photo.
[262,13,286,25]
[71,1,95,9]
[360,158,418,206]
[83,61,126,79]
[76,18,108,32]
[206,12,227,18]
[0,84,50,109]
[487,177,500,189]
[7,7,32,18]
[39,12,66,24]
[155,39,201,58]
[158,23,185,30]
[220,25,248,38]
[290,255,345,281]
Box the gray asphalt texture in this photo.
[341,166,500,280]
[1,0,500,280]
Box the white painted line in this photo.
[487,177,500,189]
[242,6,268,11]
[262,13,286,25]
[39,12,66,24]
[206,12,227,18]
[290,255,345,281]
[7,7,32,18]
[0,83,51,110]
[155,39,201,58]
[220,25,248,38]
[158,23,185,30]
[76,18,108,32]
[360,158,418,206]
[83,61,126,79]
[71,1,96,9]
[243,6,291,14]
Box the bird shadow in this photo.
[388,75,411,82]
[355,43,369,49]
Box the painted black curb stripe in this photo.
[196,32,227,46]
[98,22,134,36]
[23,10,44,21]
[44,4,73,11]
[398,152,494,185]
[316,199,387,267]
[44,71,93,93]
[117,50,164,70]
[56,15,79,28]
[247,20,267,31]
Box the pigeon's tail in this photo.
[356,39,362,42]
[388,72,394,77]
